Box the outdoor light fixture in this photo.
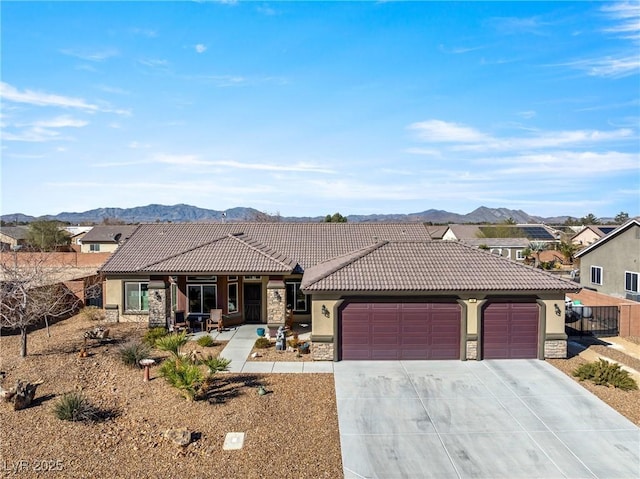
[321,305,330,318]
[154,291,162,301]
[274,291,281,302]
[554,304,561,316]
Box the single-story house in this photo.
[575,218,640,301]
[79,225,137,253]
[0,226,30,251]
[100,223,579,361]
[571,225,618,246]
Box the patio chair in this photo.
[173,310,189,333]
[207,309,223,333]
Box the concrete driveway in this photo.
[334,360,640,479]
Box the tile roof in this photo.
[138,233,298,274]
[301,241,579,293]
[462,238,530,248]
[0,226,30,240]
[81,225,138,243]
[100,223,431,273]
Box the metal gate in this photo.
[565,306,619,337]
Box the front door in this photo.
[244,283,262,323]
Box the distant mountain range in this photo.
[0,204,587,225]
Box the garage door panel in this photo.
[483,302,538,359]
[341,302,460,360]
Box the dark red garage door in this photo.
[340,302,461,360]
[483,302,539,359]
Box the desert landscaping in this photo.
[1,314,639,478]
[0,316,342,478]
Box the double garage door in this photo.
[340,302,461,360]
[340,300,539,360]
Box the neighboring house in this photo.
[79,225,137,253]
[461,238,531,261]
[571,225,618,246]
[64,226,94,246]
[575,218,640,301]
[0,226,30,251]
[442,224,560,261]
[100,223,578,361]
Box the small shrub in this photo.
[573,359,638,391]
[200,354,230,375]
[197,335,215,348]
[144,327,168,346]
[155,331,188,358]
[287,332,300,349]
[254,337,271,349]
[118,340,151,368]
[53,392,95,422]
[159,357,204,401]
[79,306,104,322]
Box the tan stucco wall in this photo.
[80,243,119,254]
[105,278,123,312]
[579,225,640,298]
[310,296,342,337]
[538,296,566,335]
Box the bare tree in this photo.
[0,253,83,357]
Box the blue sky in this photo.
[1,1,639,219]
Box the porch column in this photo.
[266,279,286,334]
[148,280,171,329]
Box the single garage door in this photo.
[483,302,539,359]
[340,302,461,360]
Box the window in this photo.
[625,272,639,293]
[89,243,100,252]
[188,284,217,314]
[286,281,307,312]
[125,282,148,311]
[516,250,525,260]
[187,275,217,282]
[590,266,603,285]
[245,275,262,281]
[228,282,238,313]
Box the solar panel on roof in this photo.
[520,226,555,240]
[599,227,616,234]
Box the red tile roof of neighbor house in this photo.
[100,223,432,274]
[301,241,579,293]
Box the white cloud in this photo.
[131,28,158,38]
[60,48,119,62]
[559,55,640,78]
[31,115,88,128]
[409,119,635,152]
[517,110,536,119]
[0,82,99,111]
[408,120,490,143]
[137,58,169,68]
[128,141,151,149]
[195,44,207,53]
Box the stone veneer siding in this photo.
[466,340,478,360]
[104,305,119,323]
[544,340,567,359]
[148,281,171,329]
[266,280,286,332]
[311,342,334,361]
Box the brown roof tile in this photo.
[100,223,431,273]
[301,241,578,293]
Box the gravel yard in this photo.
[3,313,640,478]
[0,316,342,478]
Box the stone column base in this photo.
[544,339,567,359]
[105,304,119,323]
[311,335,334,361]
[466,340,478,360]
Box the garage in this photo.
[340,301,461,360]
[482,302,539,359]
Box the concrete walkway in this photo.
[190,324,333,373]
